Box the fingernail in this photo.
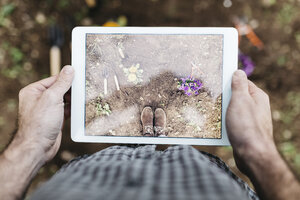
[63,66,74,75]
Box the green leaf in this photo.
[10,47,23,63]
[277,55,286,66]
[58,0,69,9]
[294,154,300,166]
[280,142,297,157]
[0,3,15,18]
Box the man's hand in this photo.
[226,70,300,200]
[0,65,74,200]
[16,65,74,163]
[226,70,276,172]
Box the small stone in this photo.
[35,12,46,24]
[223,0,232,8]
[31,49,39,58]
[283,130,292,140]
[272,110,281,121]
[60,150,75,161]
[262,0,276,7]
[23,62,33,71]
[140,97,144,101]
[24,20,34,30]
[81,18,93,26]
[249,19,259,29]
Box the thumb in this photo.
[49,65,74,97]
[231,70,249,95]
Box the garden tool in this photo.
[233,16,264,50]
[114,74,120,91]
[85,0,97,8]
[102,68,120,96]
[49,25,64,76]
[102,68,108,95]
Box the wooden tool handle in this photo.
[104,78,108,95]
[50,46,61,76]
[114,75,120,91]
[85,0,96,8]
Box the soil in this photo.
[85,34,222,138]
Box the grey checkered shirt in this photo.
[31,145,258,200]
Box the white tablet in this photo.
[71,27,238,145]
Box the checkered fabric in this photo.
[30,145,259,200]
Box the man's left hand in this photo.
[15,65,74,163]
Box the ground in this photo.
[85,34,222,138]
[0,0,300,197]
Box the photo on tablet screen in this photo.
[85,34,223,138]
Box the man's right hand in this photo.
[226,70,276,174]
[226,70,300,200]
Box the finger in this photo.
[49,65,74,97]
[26,75,58,92]
[247,80,269,104]
[248,80,258,97]
[231,70,249,96]
[247,80,260,104]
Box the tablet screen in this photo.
[84,33,223,138]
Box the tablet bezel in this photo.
[71,27,238,145]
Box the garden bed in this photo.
[85,34,223,138]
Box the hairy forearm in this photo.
[245,145,300,200]
[0,134,44,200]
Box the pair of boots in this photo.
[141,107,167,137]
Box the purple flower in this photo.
[177,77,203,96]
[239,52,255,76]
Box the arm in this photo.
[0,65,74,200]
[226,70,300,200]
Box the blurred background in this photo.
[0,0,299,197]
